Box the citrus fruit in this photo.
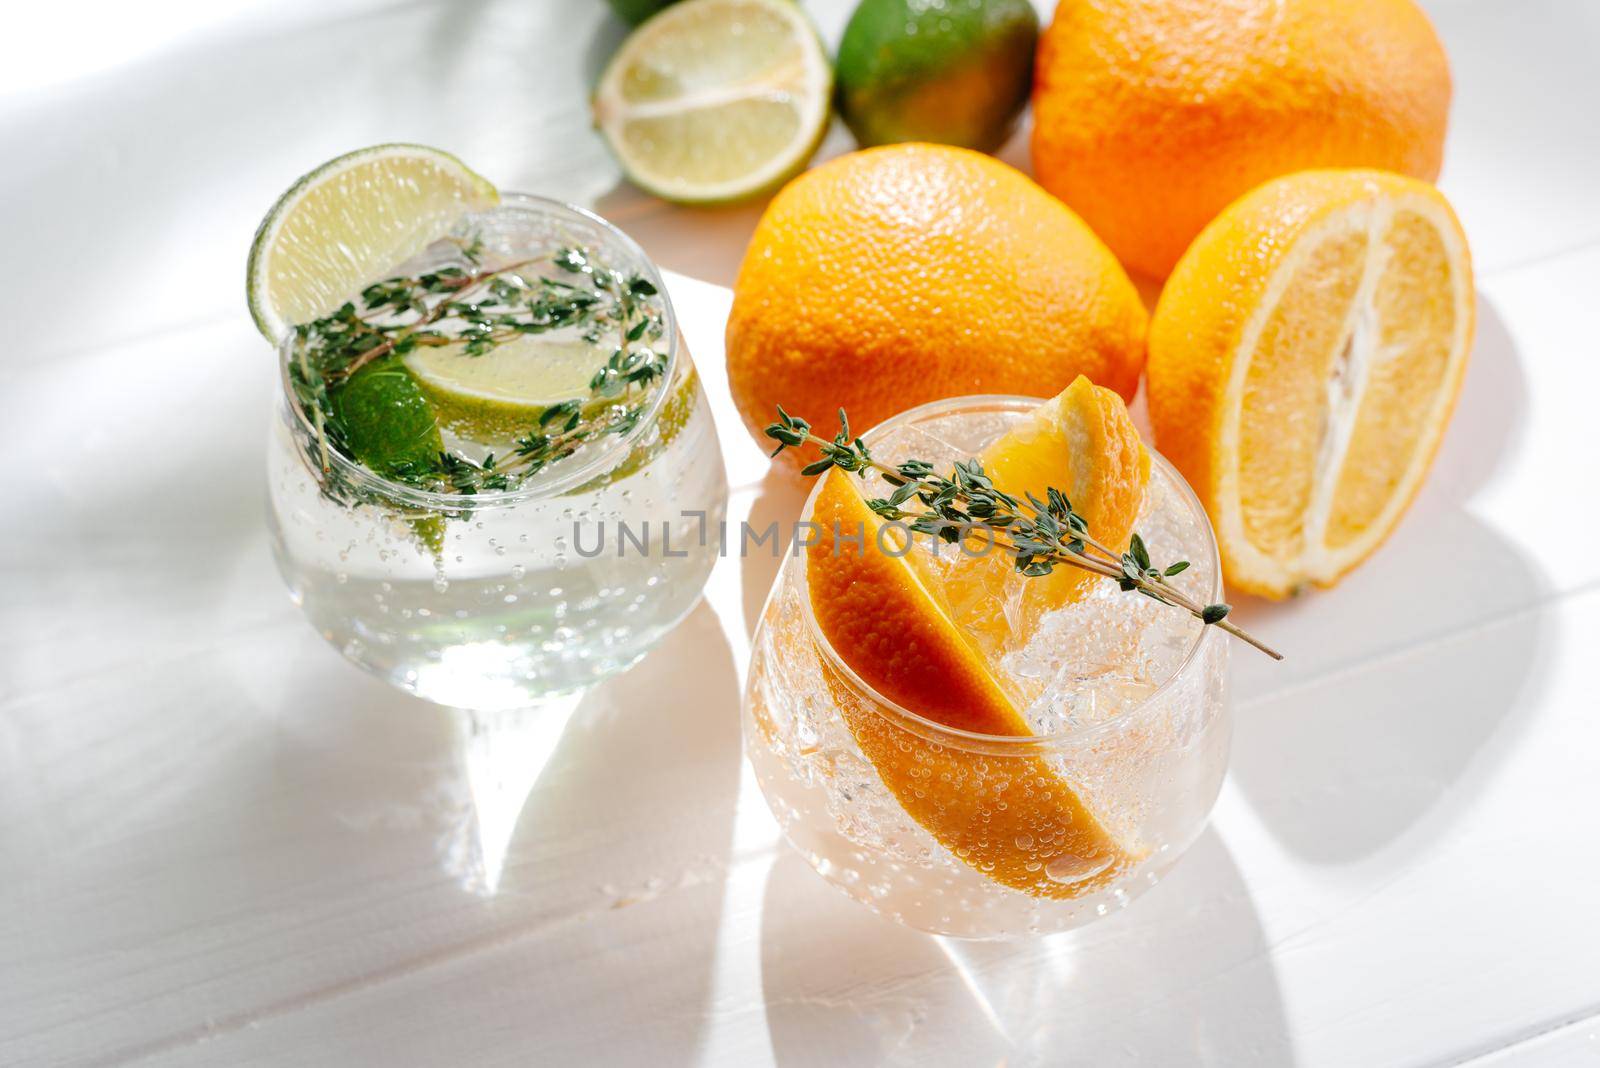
[327,354,445,479]
[404,324,699,489]
[605,0,679,26]
[936,376,1149,661]
[808,465,1135,899]
[1031,0,1452,278]
[1147,169,1474,599]
[247,144,497,340]
[835,0,1037,152]
[592,0,832,204]
[404,335,610,443]
[726,144,1146,464]
[324,354,448,556]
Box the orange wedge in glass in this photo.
[805,378,1149,898]
[937,376,1149,663]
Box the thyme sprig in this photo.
[286,238,668,504]
[766,407,1282,660]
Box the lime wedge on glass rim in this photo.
[246,143,498,342]
[592,0,833,205]
[247,142,495,549]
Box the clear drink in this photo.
[744,395,1229,938]
[267,195,727,709]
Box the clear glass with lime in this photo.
[254,148,727,709]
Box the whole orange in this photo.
[1031,0,1452,279]
[725,143,1146,460]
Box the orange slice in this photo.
[935,375,1149,662]
[1148,169,1474,598]
[805,381,1151,898]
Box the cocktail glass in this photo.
[744,395,1229,938]
[267,195,728,710]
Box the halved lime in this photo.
[592,0,832,204]
[247,144,498,341]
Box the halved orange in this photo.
[804,380,1150,898]
[1148,169,1474,598]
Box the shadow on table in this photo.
[1227,294,1555,867]
[267,599,742,1065]
[759,831,1294,1065]
[494,600,742,1058]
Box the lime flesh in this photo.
[247,144,497,341]
[404,334,606,444]
[592,0,833,204]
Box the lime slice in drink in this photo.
[407,331,701,490]
[403,334,608,443]
[247,143,498,341]
[592,0,833,204]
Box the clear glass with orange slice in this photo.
[745,385,1231,938]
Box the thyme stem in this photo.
[327,255,549,384]
[767,410,1282,661]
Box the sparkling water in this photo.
[268,383,723,708]
[266,196,727,709]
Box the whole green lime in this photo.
[835,0,1038,153]
[605,0,680,26]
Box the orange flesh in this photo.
[919,377,1150,668]
[1239,229,1369,564]
[1236,206,1464,568]
[1325,211,1457,548]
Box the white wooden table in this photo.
[4,1,1598,1064]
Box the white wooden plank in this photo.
[1463,1012,1600,1067]
[0,602,748,1067]
[1424,0,1600,273]
[83,586,1600,1068]
[4,232,1595,1068]
[5,189,1597,1068]
[0,0,625,365]
[0,269,753,1065]
[1225,588,1600,1067]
